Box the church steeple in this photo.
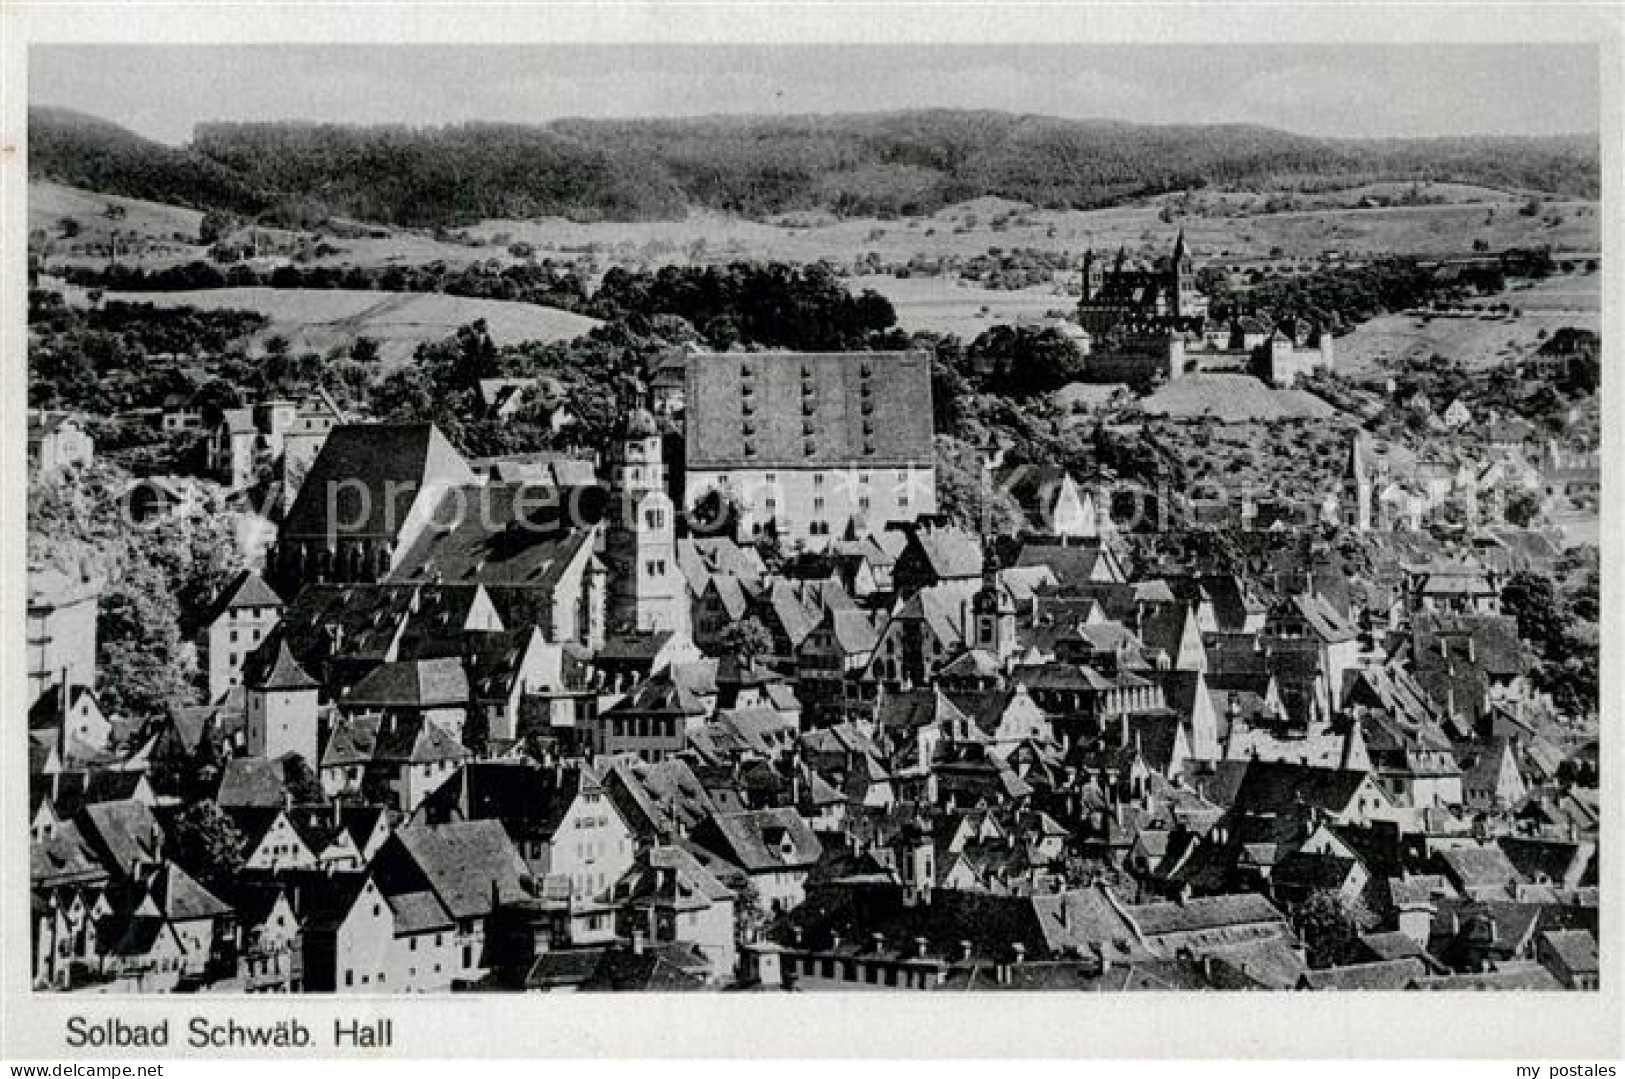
[971,534,1014,660]
[604,384,688,639]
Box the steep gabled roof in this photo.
[697,808,822,873]
[387,483,599,591]
[391,820,529,921]
[242,631,319,691]
[208,569,284,623]
[141,861,232,922]
[281,423,475,541]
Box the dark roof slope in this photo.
[685,351,934,469]
[281,423,475,541]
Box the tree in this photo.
[348,336,381,365]
[1503,488,1543,528]
[58,216,81,239]
[1501,571,1565,656]
[716,616,774,662]
[166,800,246,893]
[967,324,1085,398]
[1292,888,1377,969]
[733,879,771,945]
[198,209,240,246]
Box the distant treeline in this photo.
[30,107,1601,228]
[1216,258,1488,333]
[59,258,595,314]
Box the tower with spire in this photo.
[970,534,1015,663]
[603,388,689,639]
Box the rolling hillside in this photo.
[29,106,1600,229]
[91,287,601,367]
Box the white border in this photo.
[2,2,1621,1060]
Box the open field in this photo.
[88,287,601,367]
[31,180,506,272]
[32,178,1602,347]
[850,274,1070,339]
[36,178,1599,273]
[1138,374,1341,424]
[30,180,204,257]
[1334,270,1600,379]
[467,193,1600,267]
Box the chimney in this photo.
[957,939,974,964]
[829,932,842,952]
[914,936,930,959]
[1011,942,1026,965]
[871,932,885,955]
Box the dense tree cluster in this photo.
[29,460,257,721]
[963,324,1087,398]
[59,257,595,315]
[1221,258,1451,335]
[592,262,897,351]
[1501,562,1600,720]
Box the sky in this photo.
[30,44,1600,145]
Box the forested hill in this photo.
[30,106,1600,228]
[28,107,268,215]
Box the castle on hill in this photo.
[1075,232,1333,390]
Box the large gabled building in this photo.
[683,351,938,552]
[269,423,477,593]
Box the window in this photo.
[813,497,824,512]
[813,474,824,488]
[345,970,354,987]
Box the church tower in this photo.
[971,536,1015,662]
[1081,249,1103,302]
[604,401,689,638]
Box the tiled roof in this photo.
[698,808,822,873]
[685,351,934,469]
[218,756,294,809]
[1298,958,1427,991]
[346,657,471,709]
[208,569,284,621]
[77,799,164,875]
[392,819,529,921]
[281,423,475,541]
[1013,541,1114,590]
[1225,760,1374,817]
[1127,893,1288,937]
[387,483,599,591]
[242,632,320,691]
[142,861,233,922]
[1537,928,1598,974]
